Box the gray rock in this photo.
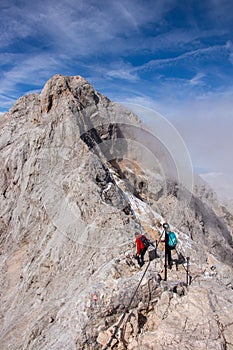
[0,74,232,350]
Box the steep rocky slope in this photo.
[0,75,233,350]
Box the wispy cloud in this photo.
[0,2,31,47]
[0,94,17,111]
[106,69,138,81]
[0,53,63,93]
[0,0,174,57]
[105,61,139,81]
[189,72,206,86]
[0,0,175,106]
[225,40,233,65]
[135,44,228,71]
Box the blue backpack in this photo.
[167,231,177,249]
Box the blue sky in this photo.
[1,0,233,195]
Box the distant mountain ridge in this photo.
[200,172,233,215]
[0,74,233,349]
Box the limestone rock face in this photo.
[0,74,233,350]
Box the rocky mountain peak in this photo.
[0,75,233,349]
[40,74,101,112]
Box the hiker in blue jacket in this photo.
[162,223,177,269]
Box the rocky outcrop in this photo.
[0,74,233,349]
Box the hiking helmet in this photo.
[163,223,169,229]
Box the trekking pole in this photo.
[186,257,190,285]
[163,228,168,281]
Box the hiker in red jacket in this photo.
[135,232,150,267]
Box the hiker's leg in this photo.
[138,252,143,266]
[135,255,141,266]
[167,249,172,268]
[140,247,147,265]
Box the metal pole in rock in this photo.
[186,257,190,285]
[164,243,168,281]
[103,261,151,350]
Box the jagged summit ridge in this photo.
[40,74,104,113]
[0,75,233,349]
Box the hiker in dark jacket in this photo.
[135,232,150,267]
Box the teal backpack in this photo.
[167,231,177,249]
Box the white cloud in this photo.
[189,72,205,86]
[105,61,139,81]
[106,69,138,81]
[119,85,233,188]
[162,94,233,177]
